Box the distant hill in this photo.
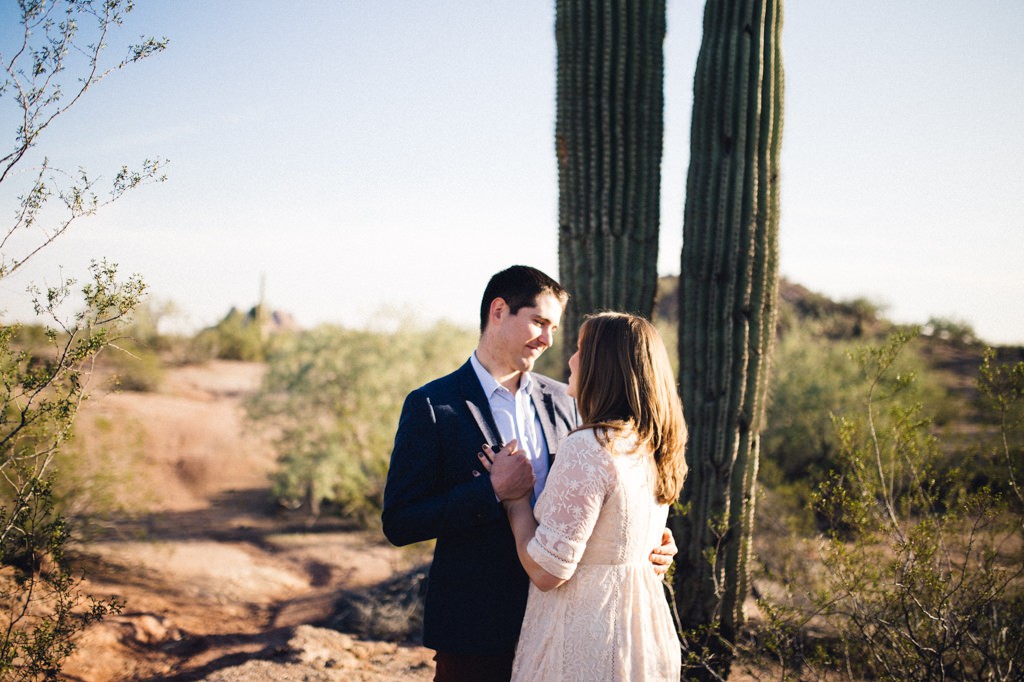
[655,275,1023,455]
[658,276,891,340]
[656,274,1021,352]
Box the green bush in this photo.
[763,325,952,520]
[0,0,165,673]
[190,306,269,362]
[99,339,164,392]
[1,262,140,677]
[757,332,1024,680]
[762,326,866,485]
[976,348,1024,511]
[922,316,979,347]
[247,315,477,524]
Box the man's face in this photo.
[489,292,563,375]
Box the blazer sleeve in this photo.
[381,387,505,547]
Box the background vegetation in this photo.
[66,275,1022,681]
[4,2,1018,679]
[1,1,166,676]
[244,315,476,524]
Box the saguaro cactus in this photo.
[672,0,784,675]
[555,0,665,363]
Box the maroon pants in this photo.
[434,650,515,682]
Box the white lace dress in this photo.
[511,428,681,681]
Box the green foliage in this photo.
[51,414,144,532]
[762,327,865,484]
[977,348,1024,511]
[1,261,141,679]
[190,306,272,362]
[247,316,476,525]
[762,325,949,520]
[923,316,979,348]
[777,286,885,340]
[98,336,164,392]
[1,1,167,280]
[760,332,1024,681]
[1,2,166,675]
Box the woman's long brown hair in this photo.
[574,312,687,503]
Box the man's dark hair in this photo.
[479,265,569,333]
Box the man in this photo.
[382,265,675,682]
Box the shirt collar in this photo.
[470,352,532,397]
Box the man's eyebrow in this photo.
[534,314,558,329]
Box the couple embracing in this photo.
[383,265,687,682]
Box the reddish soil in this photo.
[59,361,435,681]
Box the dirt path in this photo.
[60,361,435,681]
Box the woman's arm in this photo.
[480,436,610,591]
[504,498,565,592]
[479,443,565,591]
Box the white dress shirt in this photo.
[470,353,551,502]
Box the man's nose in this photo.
[538,327,554,348]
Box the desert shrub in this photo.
[1,262,144,678]
[247,316,476,524]
[96,338,164,392]
[52,414,147,538]
[763,326,949,522]
[776,283,887,341]
[763,326,866,486]
[759,332,1024,680]
[977,348,1024,513]
[922,316,979,348]
[0,0,165,675]
[190,306,270,362]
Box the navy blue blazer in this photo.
[382,359,578,655]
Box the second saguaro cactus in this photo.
[555,0,666,363]
[672,0,784,675]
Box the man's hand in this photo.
[649,527,678,577]
[478,440,535,502]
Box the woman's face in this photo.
[567,328,583,398]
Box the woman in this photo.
[480,312,687,681]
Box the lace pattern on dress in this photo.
[512,428,681,681]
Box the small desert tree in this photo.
[977,347,1024,512]
[1,261,147,679]
[247,318,476,524]
[785,332,1024,680]
[1,1,166,676]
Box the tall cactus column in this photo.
[555,0,665,363]
[672,0,784,675]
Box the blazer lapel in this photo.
[457,362,503,448]
[466,400,502,448]
[529,379,561,463]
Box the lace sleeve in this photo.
[526,430,613,580]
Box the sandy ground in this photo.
[59,361,436,681]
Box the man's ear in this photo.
[489,297,508,324]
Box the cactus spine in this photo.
[555,0,665,362]
[672,0,784,673]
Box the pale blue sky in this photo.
[2,1,1022,344]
